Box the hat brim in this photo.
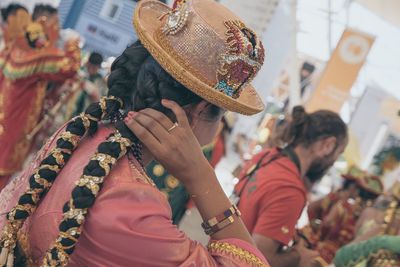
[133,0,265,115]
[355,176,383,196]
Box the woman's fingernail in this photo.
[124,117,131,123]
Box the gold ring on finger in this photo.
[167,122,179,133]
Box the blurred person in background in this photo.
[299,169,383,265]
[0,3,28,51]
[0,5,80,190]
[233,106,348,267]
[31,3,59,45]
[334,181,400,267]
[67,52,107,118]
[307,165,362,225]
[29,4,78,151]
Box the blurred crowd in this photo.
[0,3,108,188]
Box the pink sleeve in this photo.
[69,181,269,267]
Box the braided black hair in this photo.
[0,41,220,266]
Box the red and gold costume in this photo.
[0,10,80,189]
[299,168,383,265]
[334,182,400,267]
[308,191,341,223]
[315,198,364,263]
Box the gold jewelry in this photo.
[167,122,179,132]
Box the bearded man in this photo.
[233,106,348,267]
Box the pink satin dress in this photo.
[0,123,269,266]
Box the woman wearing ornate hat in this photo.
[0,0,269,266]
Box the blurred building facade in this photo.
[58,0,139,57]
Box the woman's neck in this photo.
[141,145,154,167]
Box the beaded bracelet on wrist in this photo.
[201,204,241,235]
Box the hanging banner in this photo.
[307,28,375,113]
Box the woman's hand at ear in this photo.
[124,99,256,245]
[124,99,211,185]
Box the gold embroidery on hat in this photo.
[162,0,189,35]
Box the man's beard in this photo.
[306,156,335,184]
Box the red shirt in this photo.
[235,147,307,245]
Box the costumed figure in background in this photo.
[0,4,28,52]
[0,0,270,266]
[299,170,383,265]
[0,6,80,190]
[29,4,82,153]
[305,166,363,233]
[0,4,29,52]
[334,181,400,267]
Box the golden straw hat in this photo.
[133,0,266,115]
[342,166,383,196]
